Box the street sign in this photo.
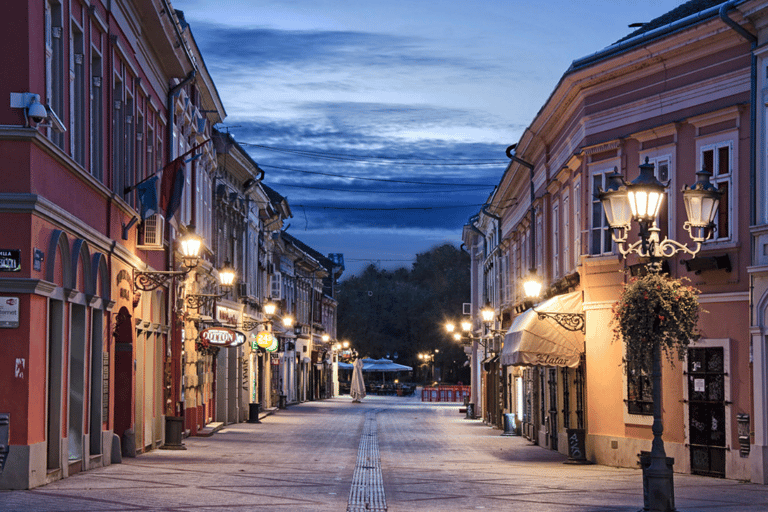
[0,297,19,328]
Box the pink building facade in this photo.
[466,0,768,483]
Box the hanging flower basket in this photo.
[611,266,701,366]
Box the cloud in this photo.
[190,22,484,72]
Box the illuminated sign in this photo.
[254,331,279,352]
[200,328,246,348]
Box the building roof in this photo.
[617,0,728,43]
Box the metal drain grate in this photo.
[347,412,387,512]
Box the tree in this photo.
[336,244,470,383]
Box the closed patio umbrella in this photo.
[350,358,366,403]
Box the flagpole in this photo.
[123,138,210,195]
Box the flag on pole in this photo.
[159,156,185,220]
[135,175,159,221]
[159,140,209,220]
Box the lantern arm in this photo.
[654,237,701,259]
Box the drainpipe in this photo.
[506,145,536,274]
[719,1,757,230]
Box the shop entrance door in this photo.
[687,347,726,478]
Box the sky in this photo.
[177,0,689,277]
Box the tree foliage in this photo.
[337,244,470,383]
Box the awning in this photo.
[501,291,584,368]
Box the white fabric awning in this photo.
[501,291,584,368]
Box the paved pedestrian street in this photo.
[2,395,766,512]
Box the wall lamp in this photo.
[185,260,236,309]
[133,227,202,291]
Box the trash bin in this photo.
[279,395,287,409]
[247,402,261,423]
[466,403,475,419]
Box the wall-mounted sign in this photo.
[200,327,246,348]
[0,250,21,272]
[253,330,279,352]
[0,297,20,328]
[216,305,240,325]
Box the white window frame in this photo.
[589,166,618,256]
[698,139,735,244]
[552,201,560,278]
[573,178,581,268]
[562,192,570,274]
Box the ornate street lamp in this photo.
[133,227,203,291]
[598,158,722,512]
[185,260,237,309]
[598,158,722,259]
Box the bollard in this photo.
[247,402,261,423]
[160,416,186,450]
[501,413,518,436]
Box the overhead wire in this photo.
[240,142,508,165]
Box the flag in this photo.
[159,140,210,220]
[159,156,185,220]
[135,175,158,221]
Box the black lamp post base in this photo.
[640,451,676,511]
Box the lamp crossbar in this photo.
[185,293,227,309]
[133,268,191,292]
[532,309,586,333]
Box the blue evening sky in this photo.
[176,0,687,277]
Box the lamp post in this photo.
[598,157,722,512]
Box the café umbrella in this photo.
[350,358,366,403]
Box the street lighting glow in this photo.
[263,302,277,316]
[282,315,294,328]
[445,322,456,333]
[481,306,495,323]
[461,321,472,332]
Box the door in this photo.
[548,368,558,450]
[688,347,726,478]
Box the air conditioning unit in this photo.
[238,282,251,298]
[269,272,282,299]
[139,214,164,249]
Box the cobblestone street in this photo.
[2,395,766,512]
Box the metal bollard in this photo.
[247,402,261,423]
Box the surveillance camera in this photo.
[27,100,47,124]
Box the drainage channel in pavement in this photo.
[347,411,387,512]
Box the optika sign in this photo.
[199,328,246,348]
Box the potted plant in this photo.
[611,265,702,366]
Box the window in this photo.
[112,78,124,195]
[562,193,570,273]
[701,142,732,241]
[125,95,135,208]
[590,170,613,255]
[573,179,581,268]
[71,25,85,166]
[626,354,653,415]
[90,52,103,181]
[552,202,560,278]
[45,0,65,149]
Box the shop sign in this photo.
[200,327,246,348]
[216,305,239,325]
[0,250,21,272]
[0,297,19,328]
[253,330,279,352]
